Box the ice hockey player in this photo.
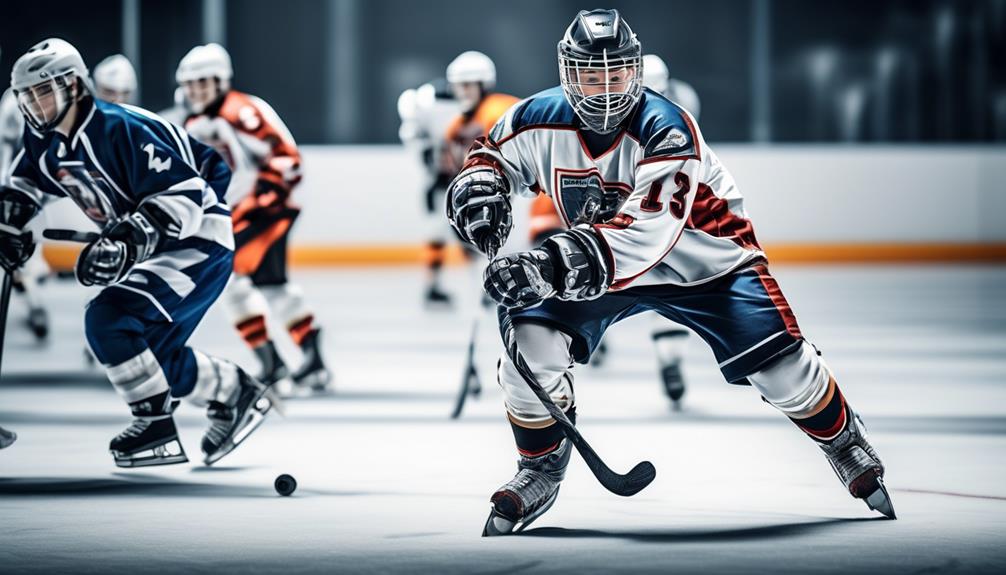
[92,54,137,105]
[0,38,276,467]
[177,43,331,396]
[446,9,895,535]
[397,77,459,305]
[524,51,702,406]
[0,55,50,342]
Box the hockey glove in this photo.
[0,188,41,273]
[446,166,512,255]
[75,212,161,287]
[484,228,611,310]
[579,185,624,224]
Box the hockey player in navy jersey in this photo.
[0,38,276,467]
[447,10,895,535]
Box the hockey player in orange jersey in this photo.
[177,44,331,397]
[422,51,519,306]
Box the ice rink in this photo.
[1,264,1005,574]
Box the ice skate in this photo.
[424,285,453,307]
[483,439,571,536]
[0,425,17,449]
[202,368,276,465]
[26,306,49,340]
[660,363,686,407]
[291,328,332,396]
[817,405,896,519]
[110,392,188,468]
[253,340,293,397]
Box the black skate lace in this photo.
[503,469,556,513]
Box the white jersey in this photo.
[397,79,458,184]
[476,86,764,289]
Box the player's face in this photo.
[451,81,483,112]
[96,86,133,104]
[16,79,65,128]
[574,66,637,97]
[181,77,221,112]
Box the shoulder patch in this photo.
[652,127,689,154]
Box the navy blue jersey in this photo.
[8,98,232,249]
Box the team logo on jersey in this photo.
[652,127,690,154]
[553,168,630,226]
[142,143,172,173]
[56,165,116,224]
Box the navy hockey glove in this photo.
[483,228,611,310]
[446,166,512,255]
[75,212,161,287]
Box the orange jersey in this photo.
[185,90,302,202]
[529,193,564,243]
[441,92,519,177]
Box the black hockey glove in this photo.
[484,228,611,310]
[0,188,41,273]
[446,166,512,255]
[75,212,161,287]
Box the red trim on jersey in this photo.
[637,154,698,167]
[753,264,803,339]
[595,214,635,230]
[606,220,687,291]
[685,183,762,251]
[680,109,702,160]
[493,123,579,147]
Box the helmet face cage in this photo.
[559,49,642,134]
[15,71,78,132]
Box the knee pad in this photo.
[225,274,270,323]
[747,341,832,418]
[259,283,310,328]
[497,322,575,424]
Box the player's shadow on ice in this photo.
[521,517,877,543]
[0,474,272,498]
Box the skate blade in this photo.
[482,488,559,537]
[0,432,17,450]
[113,441,189,468]
[203,402,269,466]
[865,478,897,520]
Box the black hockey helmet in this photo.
[558,9,643,134]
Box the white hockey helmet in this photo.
[93,54,137,104]
[642,54,669,95]
[175,43,233,84]
[446,51,496,89]
[10,38,92,132]
[175,43,232,113]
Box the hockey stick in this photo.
[0,268,12,374]
[487,245,656,497]
[43,229,100,243]
[450,313,483,419]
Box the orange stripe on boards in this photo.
[42,242,1006,271]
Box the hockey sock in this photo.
[288,315,316,347]
[236,315,269,348]
[508,407,577,457]
[788,378,849,441]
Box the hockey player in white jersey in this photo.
[92,54,137,105]
[0,38,277,467]
[0,69,50,342]
[446,9,895,535]
[397,77,459,305]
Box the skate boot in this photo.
[291,328,333,396]
[110,391,188,468]
[202,368,276,465]
[816,405,896,519]
[254,340,293,397]
[424,285,453,307]
[483,439,572,536]
[26,307,49,340]
[0,425,16,449]
[660,363,686,407]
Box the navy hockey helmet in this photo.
[558,9,642,134]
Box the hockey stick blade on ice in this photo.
[450,315,482,419]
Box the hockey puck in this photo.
[274,474,297,496]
